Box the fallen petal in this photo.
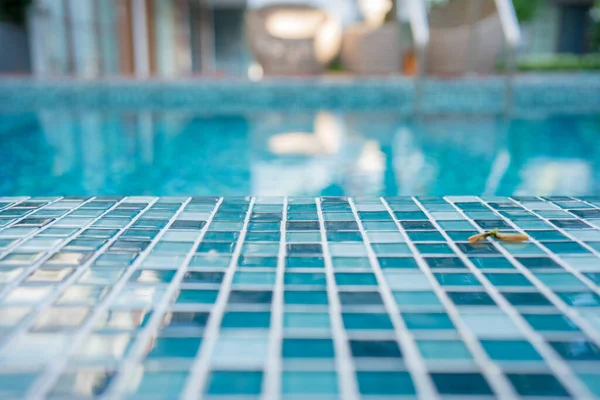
[495,232,529,243]
[468,232,491,243]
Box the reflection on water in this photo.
[0,111,599,196]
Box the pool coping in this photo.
[0,74,599,115]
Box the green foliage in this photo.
[0,0,33,26]
[592,0,600,51]
[328,59,344,72]
[512,0,539,22]
[515,54,600,71]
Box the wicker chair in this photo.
[341,22,404,75]
[245,4,342,75]
[427,0,503,75]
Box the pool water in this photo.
[1,111,599,196]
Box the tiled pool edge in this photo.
[0,196,600,398]
[0,74,599,115]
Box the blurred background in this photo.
[0,0,599,197]
[0,0,598,78]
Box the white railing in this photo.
[405,0,430,113]
[494,0,522,114]
[407,0,521,115]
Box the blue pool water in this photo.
[1,111,599,196]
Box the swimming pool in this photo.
[1,111,599,196]
[1,76,600,399]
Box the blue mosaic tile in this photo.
[481,340,543,361]
[507,374,570,397]
[282,371,338,395]
[207,370,263,395]
[550,340,600,361]
[356,371,415,395]
[0,196,600,399]
[282,338,335,358]
[417,339,472,360]
[425,257,466,269]
[523,313,580,332]
[349,339,402,358]
[431,373,493,395]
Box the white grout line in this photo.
[0,197,99,301]
[262,197,287,400]
[380,197,518,400]
[509,197,600,296]
[5,196,600,400]
[0,197,47,230]
[0,196,64,257]
[0,197,29,208]
[315,198,360,400]
[438,196,593,399]
[180,197,256,400]
[0,197,134,352]
[29,196,201,399]
[347,198,439,400]
[97,197,225,399]
[577,197,600,212]
[0,198,86,261]
[473,197,600,347]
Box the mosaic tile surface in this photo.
[1,196,600,399]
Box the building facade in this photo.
[524,0,596,54]
[29,0,252,78]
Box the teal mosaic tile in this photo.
[417,339,472,360]
[481,339,543,361]
[0,196,600,399]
